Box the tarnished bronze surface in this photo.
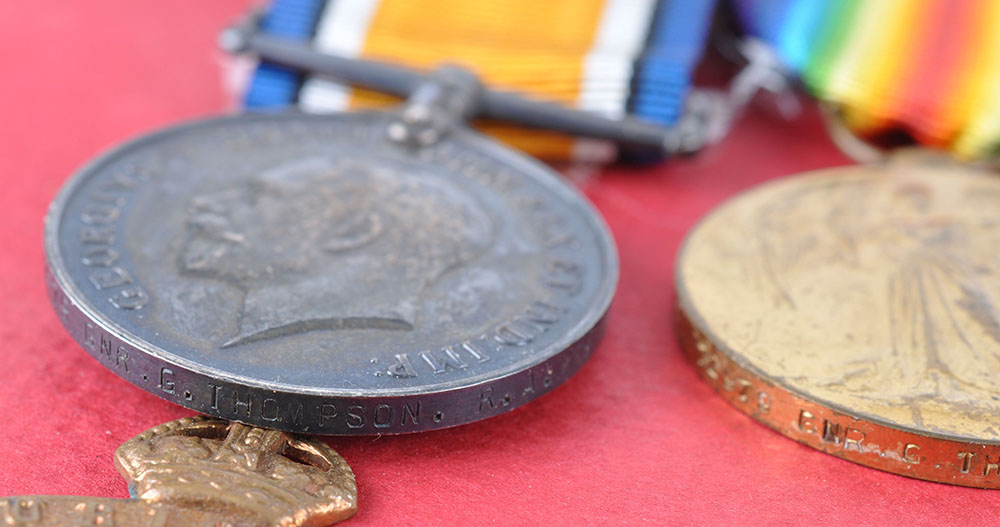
[1,417,357,525]
[676,162,1000,488]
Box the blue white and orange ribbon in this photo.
[243,0,717,160]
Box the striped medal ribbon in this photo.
[733,0,1000,161]
[242,0,717,161]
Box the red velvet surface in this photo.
[0,2,995,525]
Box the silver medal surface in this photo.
[45,112,617,434]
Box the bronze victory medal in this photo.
[676,162,1000,488]
[45,112,617,434]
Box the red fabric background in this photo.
[0,2,995,525]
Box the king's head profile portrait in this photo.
[178,158,494,347]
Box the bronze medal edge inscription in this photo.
[676,163,1000,489]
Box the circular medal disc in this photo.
[676,163,1000,488]
[45,112,617,435]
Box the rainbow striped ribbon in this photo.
[243,0,717,161]
[733,0,1000,160]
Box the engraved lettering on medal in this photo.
[75,166,151,310]
[260,398,280,422]
[983,454,1000,476]
[99,334,114,361]
[491,301,566,347]
[90,333,130,372]
[722,375,753,403]
[175,158,495,348]
[958,452,975,473]
[842,428,864,453]
[81,203,121,225]
[386,353,418,378]
[88,267,133,290]
[232,391,252,418]
[493,323,533,346]
[319,404,337,427]
[81,247,119,267]
[543,260,582,294]
[115,345,129,372]
[80,226,115,245]
[50,120,613,439]
[478,387,495,412]
[109,287,149,310]
[524,301,564,325]
[797,413,867,454]
[379,300,566,381]
[346,406,365,429]
[682,172,1000,488]
[373,404,393,429]
[101,333,116,362]
[209,384,222,410]
[459,341,491,363]
[821,420,842,444]
[158,367,176,395]
[401,402,420,426]
[696,352,721,380]
[736,379,752,403]
[288,402,305,427]
[756,391,772,414]
[797,410,818,435]
[420,348,467,373]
